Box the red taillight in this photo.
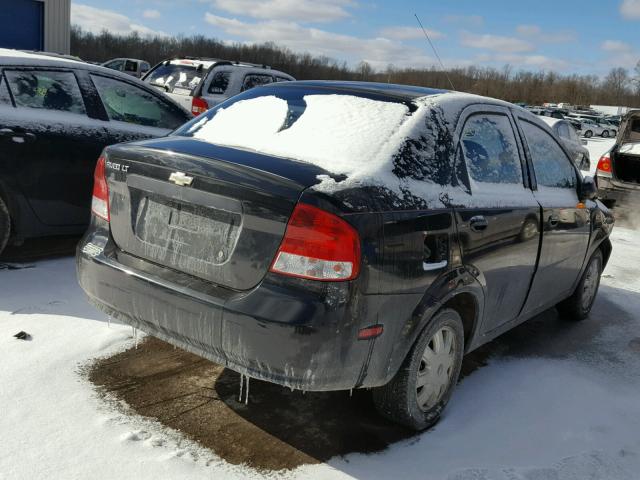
[91,155,109,222]
[191,96,209,116]
[270,203,361,281]
[597,154,612,176]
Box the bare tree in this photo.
[70,27,640,108]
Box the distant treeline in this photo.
[71,26,640,108]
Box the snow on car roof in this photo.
[168,58,217,68]
[0,48,82,64]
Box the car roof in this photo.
[104,58,147,63]
[268,80,448,100]
[0,48,148,81]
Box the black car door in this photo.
[518,119,591,315]
[454,106,541,333]
[0,67,105,226]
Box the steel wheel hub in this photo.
[582,259,599,310]
[416,326,457,411]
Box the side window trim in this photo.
[518,117,580,191]
[456,106,529,190]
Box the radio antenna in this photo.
[414,13,455,90]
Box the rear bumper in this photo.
[597,176,640,209]
[76,224,394,391]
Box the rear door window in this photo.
[460,113,523,185]
[241,74,273,92]
[207,71,231,94]
[91,74,187,129]
[4,70,86,114]
[521,121,577,188]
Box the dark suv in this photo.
[77,82,614,430]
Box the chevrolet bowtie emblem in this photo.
[169,171,193,186]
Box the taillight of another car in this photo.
[91,155,110,222]
[597,154,612,177]
[270,203,360,282]
[191,96,209,116]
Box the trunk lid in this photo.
[105,137,326,290]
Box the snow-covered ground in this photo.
[1,138,639,480]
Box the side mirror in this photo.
[580,175,597,201]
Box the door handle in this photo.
[469,215,488,232]
[548,215,559,227]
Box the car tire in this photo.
[584,130,593,138]
[602,130,609,138]
[372,308,464,431]
[557,250,603,321]
[0,196,10,256]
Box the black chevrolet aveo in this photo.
[77,81,614,430]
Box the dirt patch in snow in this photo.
[89,336,490,471]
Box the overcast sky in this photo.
[71,0,640,75]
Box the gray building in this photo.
[0,0,71,54]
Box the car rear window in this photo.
[145,63,203,95]
[4,70,86,114]
[175,87,414,183]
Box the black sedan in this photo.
[0,49,192,254]
[77,81,614,430]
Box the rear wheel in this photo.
[602,130,610,138]
[584,130,593,138]
[557,250,603,321]
[373,308,464,430]
[0,197,10,256]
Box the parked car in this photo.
[600,119,618,136]
[190,62,295,115]
[541,117,590,170]
[571,117,609,138]
[0,48,191,254]
[596,109,640,210]
[77,81,613,431]
[101,58,151,78]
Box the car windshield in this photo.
[145,63,204,94]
